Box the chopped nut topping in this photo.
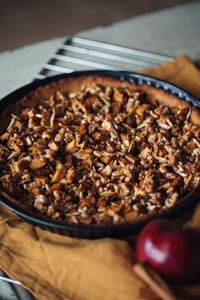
[0,82,200,225]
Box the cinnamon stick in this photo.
[139,285,200,299]
[175,285,200,298]
[139,286,159,299]
[133,262,177,300]
[192,202,200,228]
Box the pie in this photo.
[0,75,200,226]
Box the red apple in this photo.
[136,219,200,283]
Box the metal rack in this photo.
[0,269,35,300]
[35,36,174,80]
[0,36,174,299]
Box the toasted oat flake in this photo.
[0,80,200,225]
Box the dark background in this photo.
[0,0,192,52]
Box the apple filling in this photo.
[0,80,200,225]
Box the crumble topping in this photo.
[0,83,200,225]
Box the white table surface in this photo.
[0,1,200,101]
[0,1,200,299]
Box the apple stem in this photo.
[133,262,177,300]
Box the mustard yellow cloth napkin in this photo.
[0,55,200,300]
[142,55,200,99]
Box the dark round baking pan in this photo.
[0,70,200,239]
